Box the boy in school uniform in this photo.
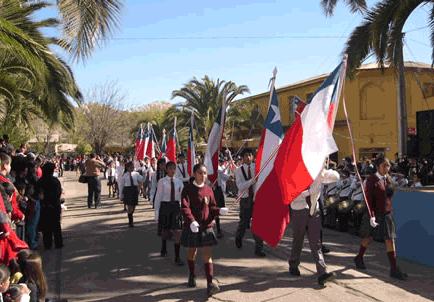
[234,148,265,257]
[175,154,190,186]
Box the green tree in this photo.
[170,76,250,143]
[0,0,82,131]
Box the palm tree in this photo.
[226,99,265,143]
[320,0,367,16]
[171,76,250,143]
[0,0,82,131]
[56,0,123,63]
[323,0,425,156]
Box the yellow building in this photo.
[237,61,434,161]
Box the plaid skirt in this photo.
[157,202,182,236]
[181,227,218,248]
[359,211,396,240]
[123,186,139,206]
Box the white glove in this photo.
[370,217,379,228]
[190,221,200,233]
[219,207,229,215]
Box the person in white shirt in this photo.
[154,161,185,266]
[118,161,144,227]
[235,148,265,257]
[411,174,423,187]
[106,161,116,198]
[149,158,166,207]
[114,160,125,199]
[289,168,340,286]
[175,153,190,185]
[141,157,153,199]
[214,160,230,238]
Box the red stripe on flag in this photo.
[166,139,176,162]
[252,118,313,247]
[207,151,220,184]
[327,102,337,130]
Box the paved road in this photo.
[39,171,434,301]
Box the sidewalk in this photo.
[40,171,434,301]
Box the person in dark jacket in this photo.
[36,162,63,250]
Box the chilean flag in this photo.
[134,125,143,158]
[166,119,177,162]
[251,60,346,247]
[188,114,196,176]
[146,125,156,159]
[291,95,306,117]
[158,129,167,160]
[137,124,149,161]
[204,92,226,184]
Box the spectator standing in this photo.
[37,162,63,250]
[85,153,106,209]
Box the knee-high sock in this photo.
[128,213,133,224]
[215,217,221,232]
[188,260,195,277]
[356,245,367,259]
[387,251,397,269]
[204,263,213,284]
[174,243,180,259]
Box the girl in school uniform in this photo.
[118,161,144,228]
[354,154,407,280]
[149,158,167,208]
[154,161,184,266]
[180,163,228,297]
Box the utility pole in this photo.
[396,33,408,158]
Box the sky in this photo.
[42,0,434,109]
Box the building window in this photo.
[422,82,434,98]
[360,83,386,120]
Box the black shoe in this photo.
[188,275,196,288]
[160,250,168,257]
[354,257,366,270]
[321,245,331,254]
[254,250,266,257]
[217,231,223,239]
[207,282,220,297]
[128,223,134,228]
[174,258,185,266]
[318,272,336,285]
[289,267,301,276]
[55,244,64,249]
[390,267,408,280]
[235,238,242,249]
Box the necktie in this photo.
[130,172,134,186]
[247,165,254,199]
[170,178,175,205]
[181,164,186,178]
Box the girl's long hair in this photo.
[18,252,47,301]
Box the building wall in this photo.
[242,63,434,161]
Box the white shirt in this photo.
[107,167,116,178]
[154,176,184,220]
[235,163,255,198]
[291,169,340,211]
[175,162,190,183]
[115,165,124,181]
[118,171,144,199]
[218,165,230,188]
[324,182,339,196]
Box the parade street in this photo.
[40,171,434,302]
